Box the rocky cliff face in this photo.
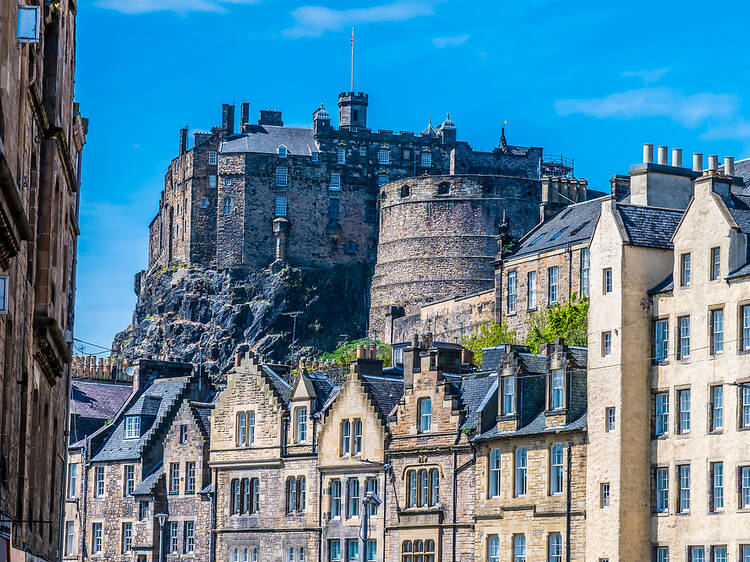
[112,263,372,380]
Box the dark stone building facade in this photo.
[146,93,570,273]
[0,2,87,560]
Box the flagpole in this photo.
[350,27,355,92]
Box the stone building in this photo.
[585,148,750,560]
[71,360,212,562]
[145,94,576,274]
[471,341,587,561]
[0,2,87,560]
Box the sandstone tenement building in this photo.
[146,93,574,273]
[0,2,87,560]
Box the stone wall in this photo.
[369,175,543,341]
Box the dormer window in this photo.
[501,376,516,416]
[125,416,140,439]
[418,398,432,432]
[295,407,307,443]
[277,145,288,158]
[550,369,564,410]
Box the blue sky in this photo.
[74,0,750,352]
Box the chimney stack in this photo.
[671,148,682,168]
[725,156,735,177]
[658,145,668,165]
[692,153,703,172]
[179,126,188,156]
[240,102,250,131]
[643,143,654,164]
[222,103,235,136]
[708,155,718,171]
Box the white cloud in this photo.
[432,33,469,48]
[283,1,434,38]
[95,0,259,15]
[702,121,750,142]
[555,87,739,128]
[621,67,671,85]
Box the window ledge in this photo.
[708,429,724,436]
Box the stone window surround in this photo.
[404,466,439,509]
[339,418,362,456]
[546,366,567,413]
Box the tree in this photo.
[525,297,588,353]
[460,321,518,368]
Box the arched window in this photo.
[353,419,362,455]
[419,469,428,506]
[406,469,439,507]
[341,420,351,456]
[232,548,239,562]
[231,479,241,515]
[286,478,297,514]
[222,196,233,216]
[277,145,288,158]
[298,547,305,562]
[288,547,295,562]
[419,398,432,432]
[489,449,501,498]
[250,478,259,514]
[247,412,255,446]
[400,185,410,198]
[251,548,258,562]
[297,476,306,512]
[330,479,341,518]
[401,541,412,562]
[242,548,249,562]
[488,535,500,562]
[241,478,250,514]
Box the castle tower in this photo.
[437,113,456,144]
[313,104,331,135]
[338,91,368,130]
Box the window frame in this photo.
[680,252,691,286]
[507,271,517,314]
[580,248,590,297]
[678,315,691,359]
[295,407,308,443]
[514,447,527,497]
[653,318,669,363]
[654,392,669,437]
[527,271,537,310]
[488,449,501,498]
[550,443,564,495]
[419,397,432,433]
[710,247,721,281]
[275,166,288,187]
[678,464,690,513]
[711,385,724,431]
[603,268,613,294]
[330,172,342,191]
[548,266,559,304]
[710,308,724,355]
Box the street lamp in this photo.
[360,491,382,561]
[155,513,168,562]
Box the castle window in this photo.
[208,151,217,165]
[330,173,341,191]
[330,479,341,518]
[580,248,590,297]
[378,148,390,165]
[550,369,564,410]
[507,271,517,314]
[298,476,306,511]
[527,271,537,309]
[419,397,431,432]
[209,175,217,188]
[276,167,288,187]
[169,462,180,494]
[353,419,362,455]
[352,110,359,122]
[680,253,691,286]
[606,407,616,432]
[92,523,102,553]
[124,465,135,496]
[514,447,527,497]
[186,462,196,494]
[367,478,378,515]
[341,420,351,455]
[295,407,307,443]
[278,145,288,158]
[400,185,410,198]
[600,482,610,507]
[378,173,389,187]
[139,501,149,521]
[364,200,377,223]
[407,469,438,507]
[329,199,340,222]
[602,331,612,356]
[225,178,233,186]
[223,197,233,216]
[550,443,563,495]
[125,416,140,439]
[603,268,613,294]
[548,266,558,304]
[437,182,449,195]
[407,471,417,507]
[201,198,208,209]
[347,478,359,517]
[337,147,346,164]
[502,376,515,415]
[489,449,501,497]
[275,196,288,218]
[231,480,240,514]
[421,151,431,168]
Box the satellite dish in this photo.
[125,366,135,377]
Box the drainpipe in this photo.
[381,468,387,562]
[210,467,218,562]
[58,364,73,561]
[452,450,457,562]
[318,470,323,562]
[80,440,89,560]
[567,245,573,300]
[565,442,572,562]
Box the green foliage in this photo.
[460,321,517,368]
[525,296,589,353]
[321,338,392,367]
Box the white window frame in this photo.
[507,271,517,314]
[208,151,217,165]
[17,6,41,43]
[330,173,341,191]
[125,416,140,439]
[527,271,537,309]
[514,447,527,497]
[548,266,558,304]
[209,175,217,189]
[278,145,288,158]
[655,467,668,512]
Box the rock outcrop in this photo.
[112,263,372,380]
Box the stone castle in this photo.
[146,91,576,273]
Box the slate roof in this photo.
[721,192,750,234]
[474,411,586,441]
[91,377,189,463]
[191,402,213,440]
[261,365,293,405]
[69,381,132,445]
[456,373,496,430]
[733,157,750,187]
[220,126,316,156]
[361,374,404,418]
[132,465,163,496]
[508,197,604,260]
[308,374,337,413]
[616,204,683,249]
[648,273,674,295]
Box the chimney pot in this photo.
[725,156,735,176]
[708,155,718,171]
[643,144,654,164]
[356,345,365,359]
[692,153,703,172]
[235,353,242,368]
[671,148,682,168]
[657,145,668,165]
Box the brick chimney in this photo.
[222,103,235,136]
[240,102,250,132]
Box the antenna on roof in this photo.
[350,27,355,93]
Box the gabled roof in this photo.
[91,377,190,463]
[191,401,214,441]
[69,380,132,445]
[507,197,604,260]
[220,126,316,156]
[261,365,293,405]
[456,373,496,431]
[361,374,404,418]
[132,464,163,496]
[616,204,684,249]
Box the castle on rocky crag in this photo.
[146,90,575,273]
